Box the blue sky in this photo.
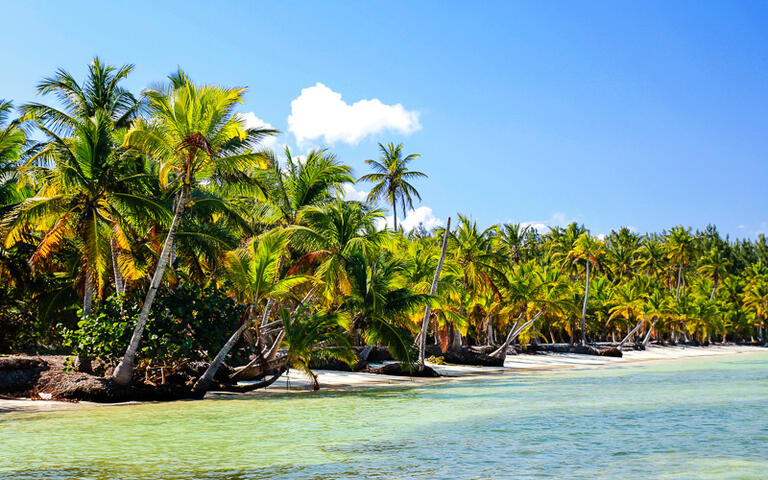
[2,1,767,238]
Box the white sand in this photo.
[1,345,765,412]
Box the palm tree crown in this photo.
[359,142,426,231]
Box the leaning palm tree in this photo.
[698,248,731,300]
[567,233,605,344]
[359,142,426,231]
[112,70,276,385]
[194,230,306,391]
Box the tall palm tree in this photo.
[567,233,605,344]
[664,226,696,301]
[698,248,731,300]
[112,71,276,385]
[21,57,140,135]
[254,147,354,228]
[2,111,151,316]
[359,142,426,231]
[742,277,768,343]
[0,101,30,216]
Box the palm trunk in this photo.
[77,279,94,373]
[675,262,683,301]
[580,260,590,345]
[418,217,451,367]
[194,307,254,392]
[619,314,646,348]
[642,318,657,347]
[392,199,398,231]
[110,238,125,296]
[491,310,544,358]
[709,278,718,301]
[82,278,94,317]
[112,187,189,386]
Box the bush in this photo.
[61,285,245,374]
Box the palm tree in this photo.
[0,101,30,216]
[340,252,430,364]
[567,233,605,344]
[664,226,696,301]
[698,248,731,300]
[112,70,276,385]
[194,230,306,391]
[288,199,382,300]
[359,142,426,231]
[742,277,768,343]
[254,147,354,228]
[21,57,140,135]
[279,306,355,390]
[2,111,150,317]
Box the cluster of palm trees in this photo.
[2,59,768,389]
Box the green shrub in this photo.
[61,285,245,373]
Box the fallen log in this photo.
[364,363,439,377]
[526,343,622,357]
[424,344,505,366]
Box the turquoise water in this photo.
[2,353,768,479]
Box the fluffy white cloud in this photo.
[596,233,606,241]
[287,83,421,145]
[376,206,443,232]
[341,183,369,202]
[519,212,579,234]
[240,112,278,149]
[520,222,550,234]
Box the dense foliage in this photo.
[2,59,767,381]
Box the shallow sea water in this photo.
[2,352,767,479]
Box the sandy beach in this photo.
[2,345,764,414]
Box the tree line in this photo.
[1,59,767,389]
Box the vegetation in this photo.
[2,59,768,393]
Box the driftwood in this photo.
[527,343,623,357]
[425,344,505,366]
[231,354,288,380]
[364,363,439,377]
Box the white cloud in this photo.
[596,233,606,241]
[737,225,746,229]
[520,212,574,234]
[520,222,549,234]
[341,183,369,202]
[287,83,421,145]
[240,112,277,149]
[375,206,443,232]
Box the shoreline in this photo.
[1,344,765,414]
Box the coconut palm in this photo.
[340,252,431,364]
[742,277,768,343]
[279,306,356,390]
[664,226,696,300]
[0,101,31,215]
[194,230,307,391]
[288,199,382,300]
[567,233,606,344]
[21,57,140,135]
[698,248,731,300]
[112,71,276,385]
[2,111,153,316]
[359,142,426,231]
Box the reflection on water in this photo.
[2,352,768,479]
